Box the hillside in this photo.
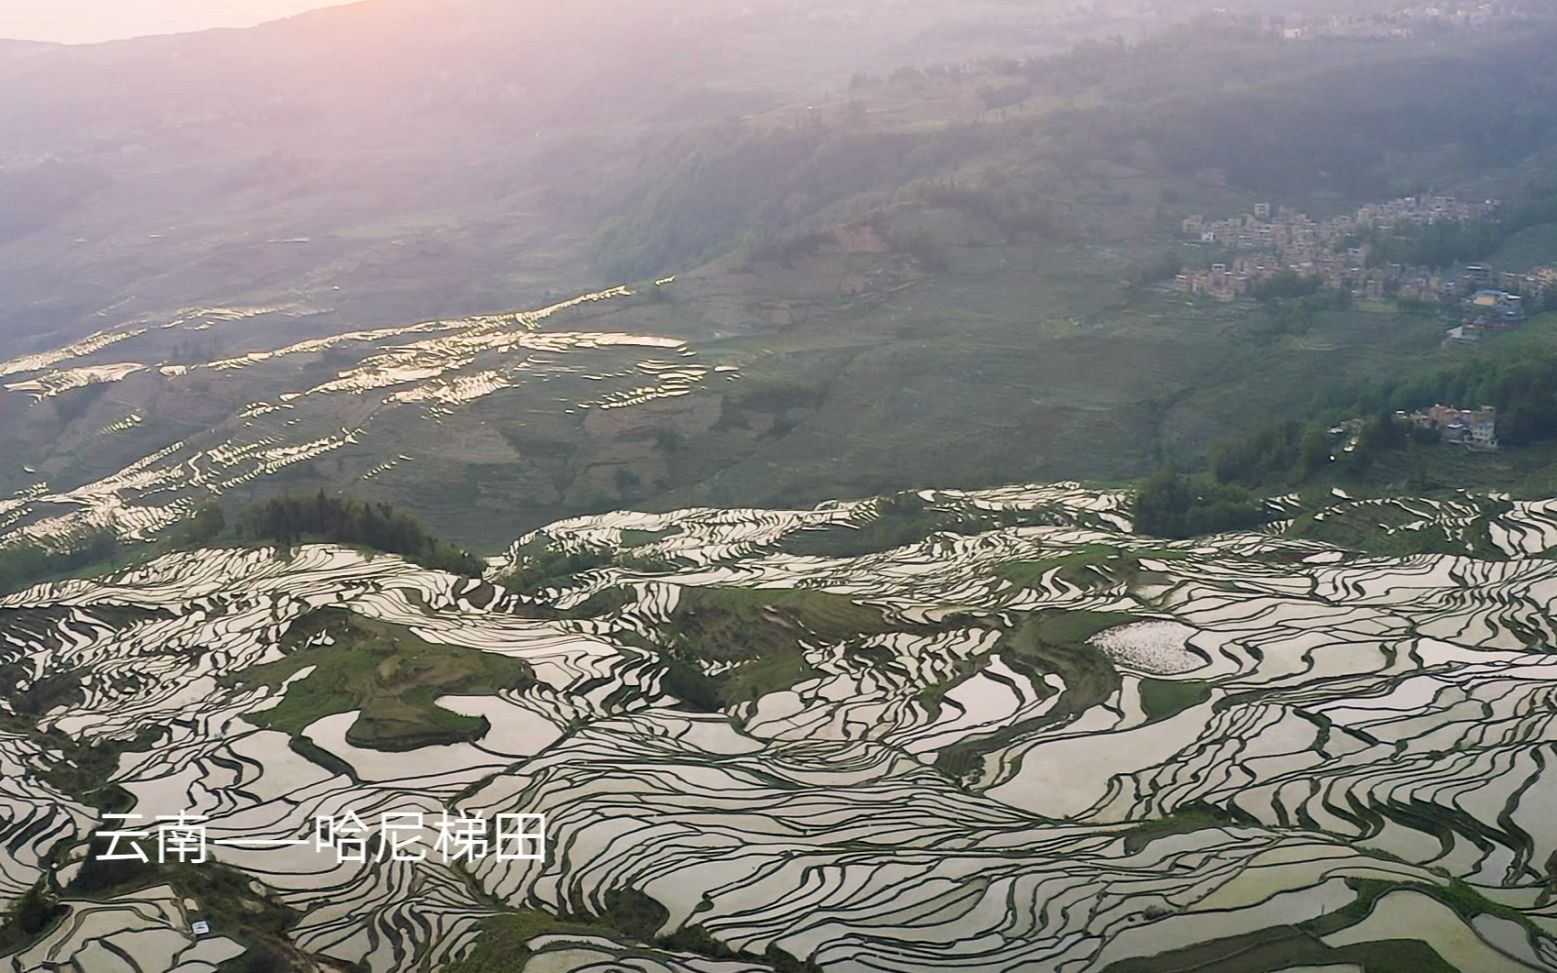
[7,12,1557,550]
[0,0,1163,351]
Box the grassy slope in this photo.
[10,29,1557,554]
[225,610,535,751]
[652,587,910,710]
[1488,222,1557,273]
[934,610,1134,781]
[1198,311,1557,511]
[625,291,1539,523]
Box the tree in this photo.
[1136,250,1185,285]
[236,494,482,576]
[0,884,64,949]
[1300,424,1333,477]
[184,502,226,544]
[1254,269,1321,303]
[1134,471,1267,539]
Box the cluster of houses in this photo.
[1174,196,1499,303]
[1440,264,1557,345]
[1408,404,1500,450]
[1173,197,1557,331]
[1333,404,1500,455]
[1214,3,1538,40]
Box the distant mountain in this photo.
[0,38,58,59]
[5,9,1557,551]
[0,0,1145,351]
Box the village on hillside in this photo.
[1334,403,1502,457]
[1174,193,1557,457]
[1274,2,1538,38]
[1203,2,1546,40]
[1174,196,1556,342]
[1408,403,1501,449]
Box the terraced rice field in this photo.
[0,285,735,545]
[5,483,1557,971]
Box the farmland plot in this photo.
[3,485,1557,971]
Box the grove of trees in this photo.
[1132,471,1268,539]
[0,529,118,595]
[234,493,483,576]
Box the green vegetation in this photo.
[650,587,903,711]
[779,493,1056,559]
[1132,338,1557,541]
[234,493,483,575]
[445,900,823,973]
[1259,288,1354,338]
[619,527,682,549]
[1131,24,1557,200]
[580,20,1557,542]
[995,545,1187,591]
[1120,803,1241,855]
[0,529,120,595]
[1370,352,1557,448]
[1133,472,1268,540]
[0,662,161,810]
[223,610,534,751]
[1204,410,1446,496]
[661,925,823,973]
[600,889,669,941]
[1099,809,1545,970]
[59,852,312,973]
[1287,495,1509,562]
[593,123,998,279]
[0,885,66,954]
[10,15,1557,550]
[1097,923,1456,973]
[0,665,84,720]
[1362,183,1557,270]
[39,723,162,812]
[1031,610,1140,649]
[181,501,227,545]
[1211,420,1343,487]
[935,611,1133,781]
[1303,877,1541,940]
[1138,678,1211,723]
[1361,218,1507,272]
[11,11,1557,973]
[1489,220,1557,275]
[600,21,1557,283]
[443,911,617,973]
[0,493,483,598]
[496,536,614,595]
[1251,269,1324,304]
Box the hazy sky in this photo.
[0,0,357,44]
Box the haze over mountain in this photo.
[0,0,356,44]
[4,0,1557,549]
[0,0,1207,346]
